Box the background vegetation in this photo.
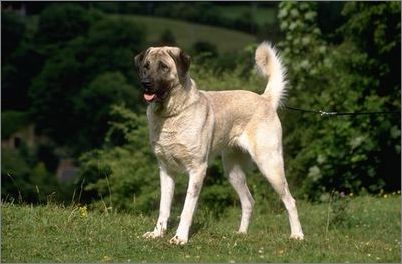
[1,3,400,260]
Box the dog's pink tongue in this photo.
[144,93,156,102]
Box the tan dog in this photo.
[134,42,304,245]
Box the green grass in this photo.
[118,14,256,54]
[2,195,400,262]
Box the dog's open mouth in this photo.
[144,93,157,103]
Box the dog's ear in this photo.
[168,48,191,78]
[178,49,191,75]
[134,48,149,71]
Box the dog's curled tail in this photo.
[255,42,287,110]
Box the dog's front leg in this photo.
[143,166,175,239]
[170,164,207,245]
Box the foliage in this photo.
[74,72,139,148]
[34,3,90,47]
[1,148,30,202]
[327,191,352,228]
[277,2,401,200]
[121,2,277,36]
[77,105,160,212]
[1,147,61,204]
[84,15,146,81]
[192,41,218,57]
[29,8,146,153]
[1,111,30,139]
[2,3,400,212]
[2,10,40,110]
[2,4,148,205]
[158,29,176,46]
[1,10,26,63]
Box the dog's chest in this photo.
[149,118,194,171]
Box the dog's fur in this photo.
[134,42,304,245]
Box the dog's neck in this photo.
[149,75,200,118]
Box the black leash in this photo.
[285,105,401,117]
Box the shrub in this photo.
[1,147,61,203]
[278,2,401,200]
[77,105,160,212]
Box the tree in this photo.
[1,10,38,110]
[29,41,86,151]
[340,2,401,102]
[35,3,90,47]
[82,16,146,83]
[74,72,139,150]
[277,2,400,200]
[1,10,26,63]
[29,13,147,153]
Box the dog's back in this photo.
[200,42,286,153]
[202,90,276,152]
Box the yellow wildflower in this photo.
[102,255,112,262]
[79,206,88,218]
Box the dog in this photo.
[134,42,304,245]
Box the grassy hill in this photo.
[116,14,257,54]
[24,13,257,55]
[2,195,400,262]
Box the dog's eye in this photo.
[144,61,150,70]
[159,62,169,72]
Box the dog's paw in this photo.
[289,233,304,240]
[236,230,248,235]
[169,235,188,245]
[143,230,163,239]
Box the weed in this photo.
[329,191,351,228]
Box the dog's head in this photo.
[134,47,191,103]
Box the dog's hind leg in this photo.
[239,121,304,240]
[253,149,303,239]
[222,150,255,234]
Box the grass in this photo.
[118,14,256,54]
[1,194,400,263]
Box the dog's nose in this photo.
[141,80,152,90]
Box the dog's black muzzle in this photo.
[141,80,156,93]
[141,80,152,89]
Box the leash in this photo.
[284,105,401,117]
